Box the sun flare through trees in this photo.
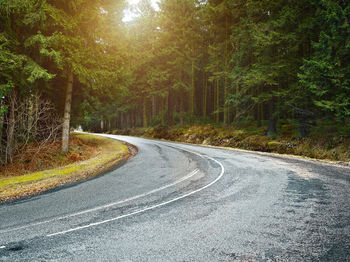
[0,0,349,164]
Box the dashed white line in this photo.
[0,169,199,234]
[47,147,225,237]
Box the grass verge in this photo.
[0,133,131,203]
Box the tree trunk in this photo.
[152,96,156,117]
[216,79,219,123]
[190,60,195,123]
[224,77,228,125]
[27,96,33,139]
[202,72,207,119]
[0,103,3,163]
[126,114,130,128]
[161,97,165,126]
[6,90,16,163]
[120,112,124,129]
[33,92,39,138]
[267,101,277,137]
[235,82,239,120]
[133,111,137,128]
[213,80,216,122]
[267,117,277,137]
[180,94,184,127]
[257,103,262,127]
[61,71,73,153]
[100,120,104,132]
[167,89,173,126]
[299,117,308,138]
[224,16,229,125]
[143,98,147,128]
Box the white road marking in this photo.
[47,146,225,237]
[0,169,199,234]
[0,246,5,249]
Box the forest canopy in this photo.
[0,0,349,164]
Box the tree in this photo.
[0,0,55,163]
[43,0,125,152]
[205,0,233,124]
[299,0,350,122]
[157,0,201,126]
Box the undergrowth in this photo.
[0,133,130,203]
[110,124,350,163]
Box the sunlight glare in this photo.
[123,0,159,22]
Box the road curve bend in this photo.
[0,134,349,261]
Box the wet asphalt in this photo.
[0,134,349,261]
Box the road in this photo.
[0,134,349,261]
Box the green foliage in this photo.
[299,0,350,121]
[1,0,349,156]
[0,0,55,116]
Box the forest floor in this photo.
[110,124,350,164]
[0,133,131,203]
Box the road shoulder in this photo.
[0,133,133,203]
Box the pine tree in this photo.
[0,0,55,163]
[43,0,125,152]
[299,0,350,122]
[158,0,200,126]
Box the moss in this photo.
[0,165,82,188]
[267,141,281,149]
[111,125,350,163]
[241,135,269,150]
[0,134,130,202]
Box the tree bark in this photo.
[190,60,195,123]
[0,104,3,163]
[143,97,147,128]
[224,77,228,125]
[180,93,184,127]
[167,89,173,126]
[235,82,239,119]
[257,103,262,127]
[161,97,165,126]
[61,71,73,153]
[126,114,130,128]
[100,120,104,132]
[6,90,16,163]
[152,96,156,117]
[267,101,277,137]
[216,79,219,123]
[224,16,229,125]
[120,112,124,129]
[299,117,308,138]
[202,72,207,119]
[34,92,39,138]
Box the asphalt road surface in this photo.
[0,134,349,261]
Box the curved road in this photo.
[0,134,349,261]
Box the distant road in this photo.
[0,135,349,261]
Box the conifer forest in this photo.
[1,0,350,164]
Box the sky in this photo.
[123,0,160,22]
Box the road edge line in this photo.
[47,146,225,237]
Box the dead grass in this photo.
[0,133,131,203]
[0,135,98,177]
[112,125,350,164]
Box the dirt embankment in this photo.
[110,125,350,164]
[0,133,132,203]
